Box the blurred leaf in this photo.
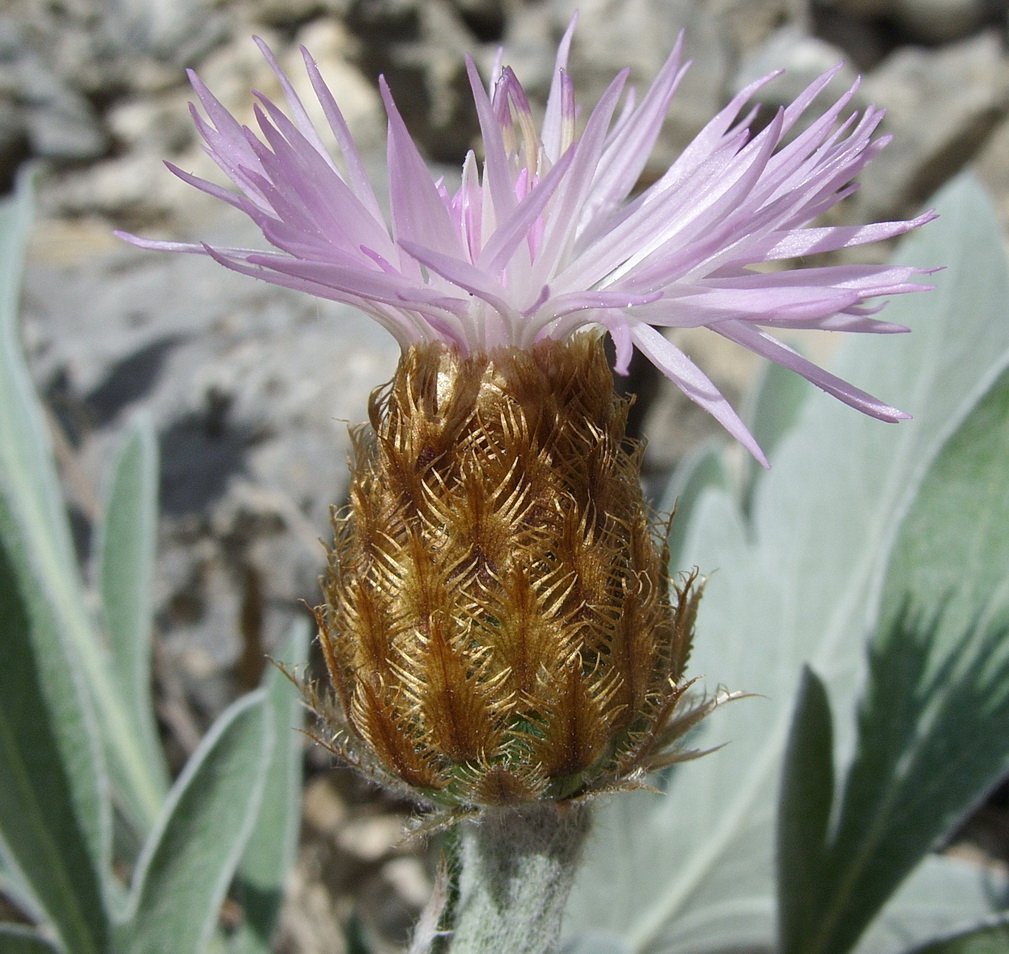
[906,917,1009,954]
[560,931,633,954]
[96,412,168,796]
[0,925,63,954]
[0,851,46,933]
[858,855,1009,953]
[741,356,810,512]
[779,362,1009,954]
[564,176,1009,953]
[0,172,162,834]
[0,518,109,954]
[777,666,834,952]
[657,440,728,571]
[229,620,311,954]
[115,692,272,954]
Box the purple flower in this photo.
[119,19,934,465]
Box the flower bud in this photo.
[313,333,714,810]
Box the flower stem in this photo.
[448,803,591,954]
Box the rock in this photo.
[285,18,385,156]
[891,0,993,43]
[0,17,109,164]
[254,0,352,28]
[809,2,893,70]
[0,97,30,194]
[105,88,195,155]
[813,0,997,44]
[709,0,799,55]
[450,0,508,40]
[733,23,860,113]
[857,29,1009,218]
[105,0,226,62]
[347,0,481,162]
[814,0,895,15]
[544,0,735,174]
[38,152,198,225]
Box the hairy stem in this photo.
[448,803,591,954]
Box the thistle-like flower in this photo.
[314,333,710,808]
[120,21,932,810]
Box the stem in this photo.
[448,803,591,954]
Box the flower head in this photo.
[120,19,933,465]
[311,334,719,810]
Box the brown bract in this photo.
[312,333,717,811]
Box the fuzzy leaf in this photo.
[0,173,163,834]
[115,692,272,954]
[777,666,834,952]
[0,171,77,578]
[779,361,1009,954]
[97,412,169,798]
[228,620,310,954]
[560,931,634,954]
[879,360,1009,651]
[0,517,109,954]
[564,176,1009,953]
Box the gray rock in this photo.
[347,0,481,162]
[253,0,351,28]
[812,0,896,17]
[813,0,997,43]
[0,16,109,163]
[40,23,385,225]
[105,0,224,61]
[708,0,802,56]
[543,0,735,174]
[891,0,993,42]
[858,29,1009,218]
[733,24,860,113]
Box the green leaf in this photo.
[229,620,310,954]
[792,609,1009,954]
[906,917,1009,954]
[780,361,1009,954]
[115,692,272,954]
[0,517,109,954]
[0,925,63,954]
[0,849,46,931]
[777,666,834,952]
[880,360,1009,653]
[564,175,1009,953]
[0,170,77,579]
[0,173,163,834]
[97,412,169,797]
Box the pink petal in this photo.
[631,323,769,466]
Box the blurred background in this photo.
[4,0,1009,950]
